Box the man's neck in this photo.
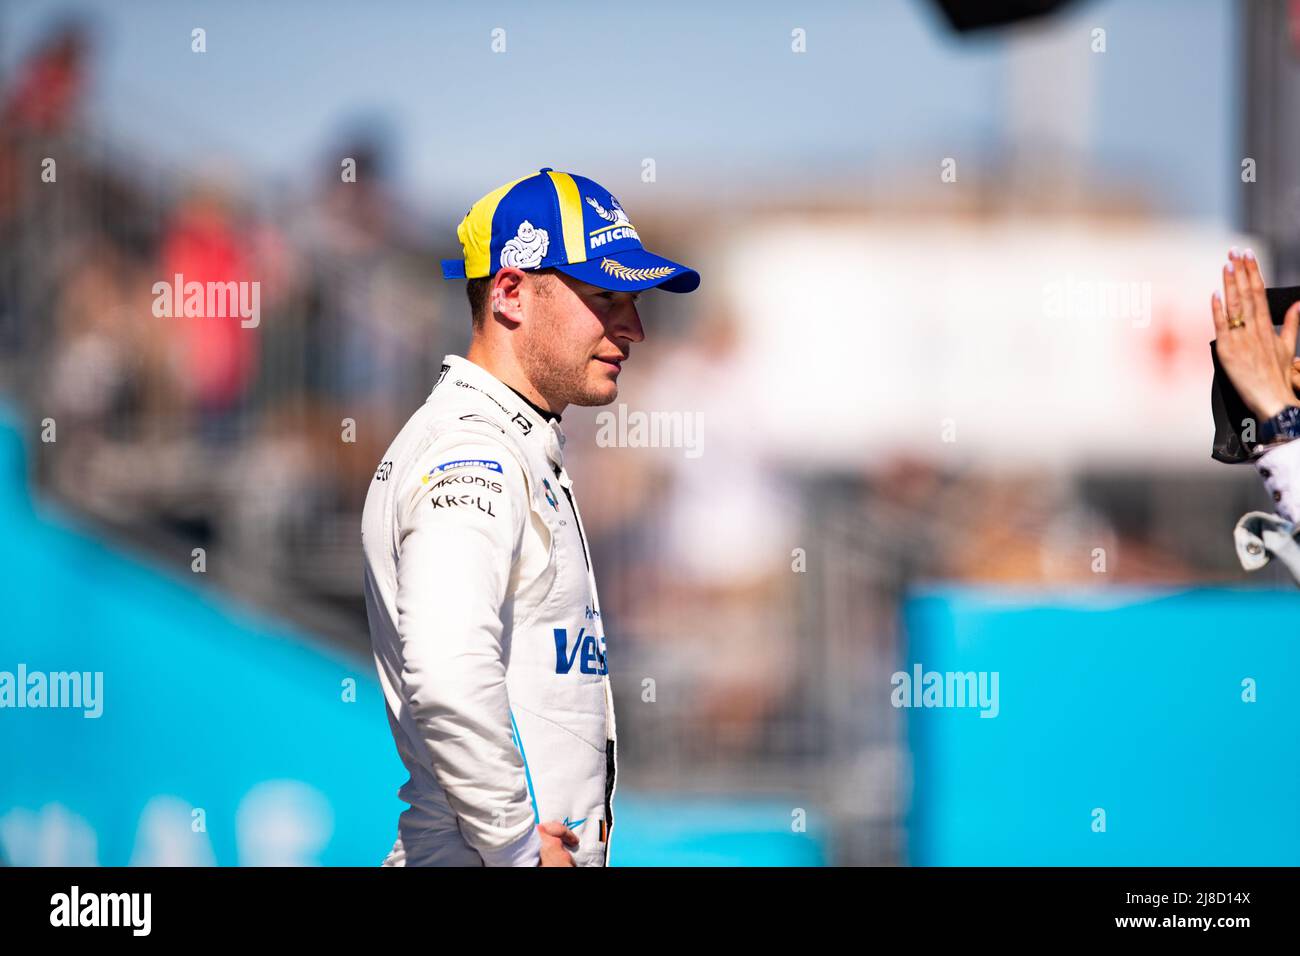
[465,340,565,418]
[505,383,560,422]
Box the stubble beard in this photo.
[519,331,615,408]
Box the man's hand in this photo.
[536,821,579,867]
[1211,248,1300,422]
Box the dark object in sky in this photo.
[1210,286,1300,464]
[928,0,1081,33]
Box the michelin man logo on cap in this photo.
[585,196,632,228]
[500,221,549,269]
[439,167,700,293]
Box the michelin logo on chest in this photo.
[422,458,503,483]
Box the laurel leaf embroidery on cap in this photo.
[599,258,676,281]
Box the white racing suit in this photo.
[362,354,616,866]
[1234,439,1300,584]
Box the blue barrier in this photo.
[611,796,826,866]
[902,586,1300,865]
[0,404,406,865]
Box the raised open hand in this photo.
[1210,248,1300,422]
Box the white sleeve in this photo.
[393,436,541,866]
[1254,439,1300,523]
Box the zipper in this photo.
[558,478,590,571]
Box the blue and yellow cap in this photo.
[440,167,700,293]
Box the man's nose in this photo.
[615,302,645,344]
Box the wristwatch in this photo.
[1253,405,1300,455]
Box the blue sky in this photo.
[1,0,1236,223]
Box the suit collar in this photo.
[434,354,565,471]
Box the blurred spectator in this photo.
[159,184,259,441]
[0,19,93,357]
[286,131,439,427]
[2,19,88,137]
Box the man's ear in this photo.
[490,268,527,323]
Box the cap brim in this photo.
[554,249,700,293]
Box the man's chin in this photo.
[569,380,619,407]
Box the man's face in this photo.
[516,269,645,408]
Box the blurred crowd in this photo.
[2,18,1286,864]
[2,22,450,602]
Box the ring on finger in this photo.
[1228,311,1247,329]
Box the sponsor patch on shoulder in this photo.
[422,458,503,484]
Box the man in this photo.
[362,168,699,866]
[1209,247,1300,581]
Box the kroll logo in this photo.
[429,493,498,517]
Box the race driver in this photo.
[362,168,699,866]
